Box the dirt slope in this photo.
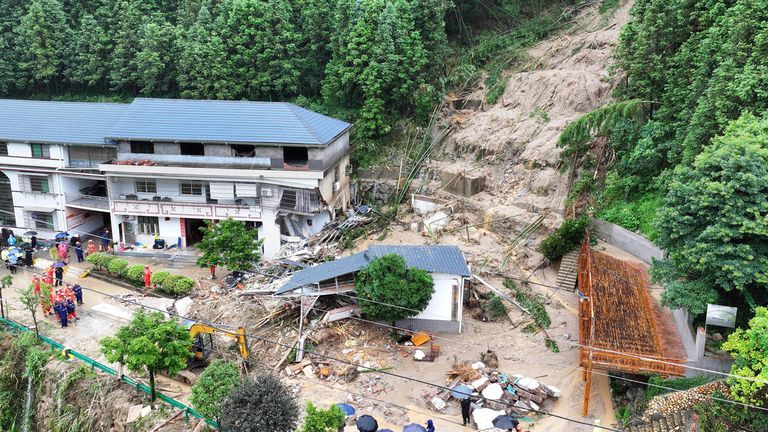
[427,1,632,271]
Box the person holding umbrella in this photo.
[24,247,33,267]
[492,415,524,431]
[58,241,69,261]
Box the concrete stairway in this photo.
[555,249,579,292]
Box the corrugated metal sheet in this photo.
[0,99,127,146]
[276,245,470,295]
[106,98,351,146]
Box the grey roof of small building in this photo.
[276,245,470,295]
[0,99,127,146]
[106,98,351,146]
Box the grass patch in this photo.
[597,190,664,240]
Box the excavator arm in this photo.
[188,323,250,361]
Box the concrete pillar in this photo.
[695,326,706,362]
[260,208,281,259]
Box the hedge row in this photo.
[86,252,196,297]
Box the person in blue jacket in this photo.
[426,419,435,432]
[53,302,68,328]
[72,284,83,305]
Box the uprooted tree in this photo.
[219,373,299,432]
[100,309,191,401]
[355,254,434,322]
[196,219,264,272]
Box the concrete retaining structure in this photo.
[591,219,664,265]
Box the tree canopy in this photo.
[301,402,346,432]
[355,254,434,322]
[651,114,768,316]
[218,373,299,432]
[190,360,240,421]
[100,310,191,401]
[196,219,263,271]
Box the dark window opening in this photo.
[231,144,256,157]
[181,143,205,156]
[30,143,50,158]
[180,183,203,196]
[283,147,308,167]
[0,142,7,156]
[130,141,154,154]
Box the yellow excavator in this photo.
[174,321,250,384]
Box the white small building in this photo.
[275,245,471,333]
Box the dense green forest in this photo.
[558,0,768,320]
[0,0,575,141]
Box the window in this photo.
[137,216,159,235]
[283,146,308,167]
[180,183,203,195]
[231,144,256,157]
[21,175,50,193]
[30,143,50,158]
[29,211,54,230]
[0,142,7,156]
[130,141,154,154]
[135,180,157,194]
[180,143,205,156]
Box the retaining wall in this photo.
[591,219,664,265]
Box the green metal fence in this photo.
[0,316,218,429]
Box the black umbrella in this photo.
[23,231,38,237]
[356,414,378,432]
[492,415,519,430]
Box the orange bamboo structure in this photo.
[577,234,686,416]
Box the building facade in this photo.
[0,98,352,258]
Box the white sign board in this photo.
[706,304,737,328]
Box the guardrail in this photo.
[0,317,217,429]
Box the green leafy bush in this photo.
[191,360,240,421]
[355,254,434,322]
[150,271,171,287]
[124,264,146,285]
[106,258,128,275]
[539,216,589,261]
[301,402,346,432]
[86,252,116,269]
[483,294,508,321]
[158,275,195,297]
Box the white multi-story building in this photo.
[0,99,352,258]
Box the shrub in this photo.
[483,293,508,321]
[107,258,129,275]
[539,216,589,261]
[219,374,299,432]
[86,252,116,269]
[158,275,195,297]
[301,402,346,432]
[150,271,171,286]
[191,360,240,421]
[124,265,145,285]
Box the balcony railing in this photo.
[65,193,110,211]
[111,198,262,221]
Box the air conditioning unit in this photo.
[261,188,273,197]
[121,215,135,221]
[333,182,341,192]
[345,164,353,176]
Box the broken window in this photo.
[181,143,204,156]
[283,146,308,167]
[231,144,256,157]
[130,141,154,154]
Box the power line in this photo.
[1,263,623,432]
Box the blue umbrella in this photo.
[402,424,427,432]
[336,403,356,416]
[378,430,394,432]
[451,384,472,399]
[55,232,69,240]
[356,415,378,432]
[492,415,519,430]
[52,261,67,268]
[8,247,21,256]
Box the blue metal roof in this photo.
[106,98,351,146]
[276,245,470,295]
[0,99,127,146]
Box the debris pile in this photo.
[432,352,561,419]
